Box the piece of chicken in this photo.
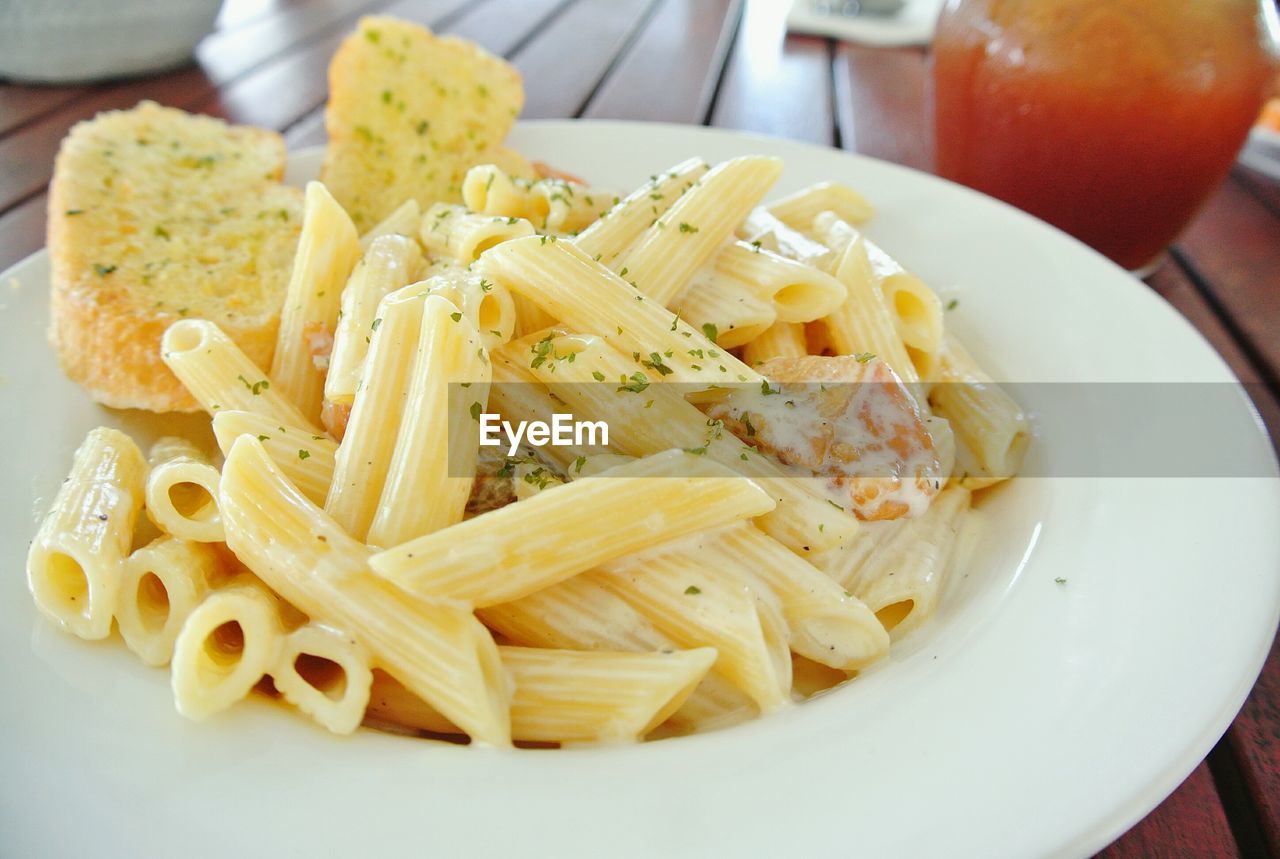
[704,354,941,520]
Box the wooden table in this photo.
[1,0,1276,854]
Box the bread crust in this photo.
[47,102,300,413]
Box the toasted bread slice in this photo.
[322,16,525,231]
[48,101,303,412]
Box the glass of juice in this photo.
[932,0,1279,274]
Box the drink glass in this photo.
[932,0,1279,274]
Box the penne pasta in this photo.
[326,234,424,405]
[116,536,224,667]
[673,266,777,349]
[478,236,762,388]
[477,564,755,733]
[27,427,146,639]
[325,284,427,540]
[145,436,223,543]
[812,486,971,639]
[271,181,362,425]
[219,436,511,745]
[929,334,1029,486]
[366,647,720,745]
[419,203,536,264]
[527,179,617,234]
[210,411,335,507]
[817,219,918,385]
[738,207,833,268]
[419,267,517,352]
[742,321,808,366]
[617,156,784,305]
[631,523,889,671]
[462,164,533,220]
[161,319,319,432]
[814,212,943,361]
[592,561,793,712]
[713,241,847,323]
[272,623,374,735]
[369,449,776,606]
[170,575,286,720]
[575,157,709,263]
[367,296,490,548]
[768,181,874,231]
[500,645,717,744]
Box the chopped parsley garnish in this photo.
[853,352,875,363]
[760,380,780,396]
[946,298,959,311]
[298,449,311,461]
[678,222,699,234]
[617,372,649,394]
[469,402,482,421]
[93,264,117,276]
[701,322,718,343]
[684,586,701,595]
[591,371,606,382]
[641,352,673,376]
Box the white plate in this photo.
[2,121,1277,858]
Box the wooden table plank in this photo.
[446,0,570,56]
[0,86,87,137]
[515,0,657,120]
[1098,762,1239,857]
[834,43,931,170]
[1174,179,1280,387]
[582,0,743,123]
[1234,167,1280,220]
[1227,636,1280,855]
[710,0,833,146]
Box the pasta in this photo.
[145,437,223,543]
[116,536,224,666]
[419,203,535,264]
[478,236,763,387]
[170,574,286,720]
[369,449,777,605]
[271,181,362,425]
[366,295,489,547]
[930,334,1029,487]
[29,116,1028,747]
[325,234,424,405]
[27,427,146,640]
[220,435,512,745]
[272,623,374,735]
[161,319,319,432]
